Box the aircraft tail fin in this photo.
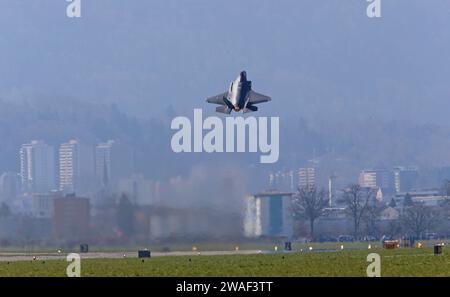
[216,106,232,114]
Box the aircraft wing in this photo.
[206,92,228,105]
[247,90,271,104]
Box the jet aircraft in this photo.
[206,71,271,114]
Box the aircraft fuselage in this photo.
[228,71,252,112]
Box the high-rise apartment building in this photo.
[359,170,377,188]
[20,140,56,193]
[59,139,94,194]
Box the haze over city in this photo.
[0,0,450,248]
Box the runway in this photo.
[0,244,393,262]
[0,250,272,262]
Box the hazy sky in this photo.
[1,0,450,125]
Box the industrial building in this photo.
[244,191,294,238]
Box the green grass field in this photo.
[0,247,448,277]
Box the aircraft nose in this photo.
[240,71,247,80]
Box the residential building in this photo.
[59,139,94,194]
[359,169,394,193]
[20,140,56,193]
[30,191,61,218]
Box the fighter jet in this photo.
[206,71,271,114]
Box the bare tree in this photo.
[400,203,439,239]
[441,179,450,199]
[440,179,450,213]
[117,193,135,238]
[341,184,373,239]
[292,186,328,240]
[362,203,382,237]
[385,220,402,238]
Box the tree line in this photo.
[292,183,449,241]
